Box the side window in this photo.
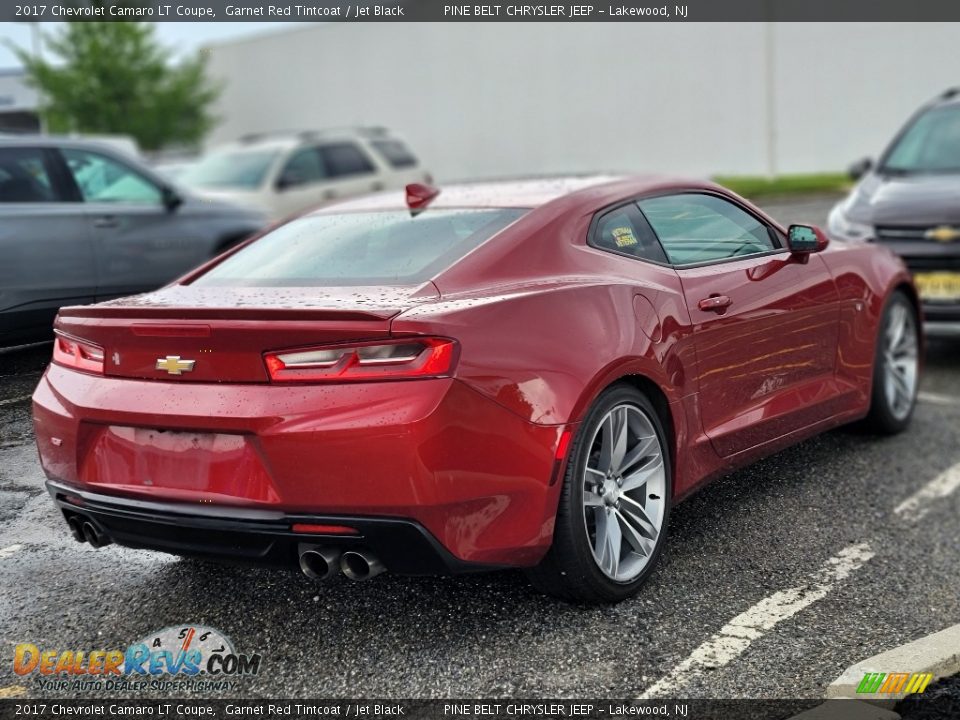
[370,139,419,169]
[62,148,162,204]
[638,193,778,266]
[319,143,375,178]
[280,147,327,186]
[590,204,668,264]
[0,147,57,202]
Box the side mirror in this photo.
[161,186,183,212]
[787,224,829,255]
[848,157,873,181]
[276,170,305,191]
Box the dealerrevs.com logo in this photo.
[13,625,262,693]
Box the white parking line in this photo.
[0,395,32,407]
[918,391,960,407]
[638,542,875,698]
[894,461,960,523]
[0,544,23,559]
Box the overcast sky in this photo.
[0,22,294,68]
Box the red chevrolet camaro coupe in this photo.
[33,175,921,602]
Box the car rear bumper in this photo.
[33,364,568,569]
[47,480,494,575]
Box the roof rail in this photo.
[236,126,391,144]
[237,129,314,143]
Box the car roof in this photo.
[210,137,303,153]
[312,174,723,213]
[212,127,403,154]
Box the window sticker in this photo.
[612,226,639,248]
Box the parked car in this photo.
[0,136,266,346]
[829,87,960,331]
[152,158,196,182]
[177,127,431,220]
[34,176,919,603]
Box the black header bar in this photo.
[0,698,827,720]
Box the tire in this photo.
[862,290,920,435]
[526,384,672,603]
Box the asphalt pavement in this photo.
[1,194,958,701]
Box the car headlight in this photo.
[827,203,873,241]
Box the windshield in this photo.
[882,104,960,174]
[178,149,280,189]
[192,208,528,286]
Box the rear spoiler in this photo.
[56,305,399,323]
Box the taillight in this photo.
[52,332,104,375]
[264,337,457,383]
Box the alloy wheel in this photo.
[582,403,666,582]
[883,302,919,421]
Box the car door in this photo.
[272,145,330,218]
[58,146,209,301]
[637,192,841,458]
[273,141,383,218]
[318,141,382,199]
[0,145,97,343]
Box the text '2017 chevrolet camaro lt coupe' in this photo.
[33,176,921,602]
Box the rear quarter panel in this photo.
[392,251,715,499]
[395,281,686,420]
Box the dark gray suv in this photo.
[0,136,266,346]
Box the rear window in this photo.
[192,208,527,287]
[370,139,419,169]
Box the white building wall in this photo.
[771,23,960,175]
[0,69,38,113]
[204,23,960,179]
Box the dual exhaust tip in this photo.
[65,516,380,581]
[67,516,111,549]
[299,547,385,582]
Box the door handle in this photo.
[92,216,118,229]
[698,294,732,312]
[322,189,337,200]
[371,181,385,192]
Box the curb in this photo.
[826,623,960,701]
[785,624,960,720]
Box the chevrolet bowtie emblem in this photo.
[155,355,196,375]
[925,225,960,243]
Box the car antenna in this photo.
[405,183,440,217]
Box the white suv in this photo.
[179,128,431,220]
